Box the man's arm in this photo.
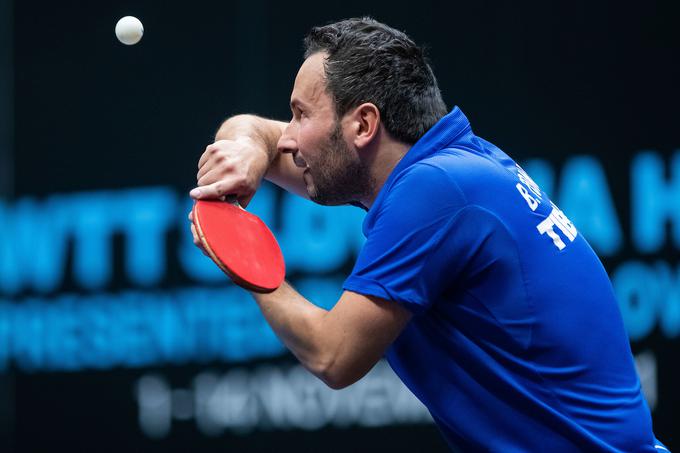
[189,114,412,389]
[188,213,413,388]
[188,210,414,386]
[252,282,413,389]
[192,114,308,204]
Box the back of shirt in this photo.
[344,108,659,451]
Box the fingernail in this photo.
[190,188,202,198]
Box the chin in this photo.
[309,193,350,206]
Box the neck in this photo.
[359,134,411,209]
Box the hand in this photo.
[191,136,271,207]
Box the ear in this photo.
[348,103,381,149]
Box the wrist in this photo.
[234,135,272,163]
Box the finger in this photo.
[198,143,218,170]
[191,176,243,200]
[188,210,194,222]
[197,166,232,187]
[197,152,220,181]
[196,154,215,181]
[190,222,199,245]
[190,223,209,256]
[197,147,210,171]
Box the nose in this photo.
[277,121,298,154]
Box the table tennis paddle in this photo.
[191,199,285,293]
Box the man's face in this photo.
[278,52,373,206]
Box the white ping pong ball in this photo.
[115,16,144,45]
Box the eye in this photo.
[290,103,307,121]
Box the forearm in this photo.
[250,282,411,390]
[251,282,340,384]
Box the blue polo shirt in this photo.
[343,107,662,451]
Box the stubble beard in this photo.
[306,122,375,206]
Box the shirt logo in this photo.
[515,164,578,251]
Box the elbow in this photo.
[312,357,359,390]
[321,372,352,391]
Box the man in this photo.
[189,17,666,452]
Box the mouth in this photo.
[293,153,308,168]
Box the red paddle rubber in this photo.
[192,200,285,293]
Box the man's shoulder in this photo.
[385,157,467,206]
[366,157,470,237]
[385,148,504,202]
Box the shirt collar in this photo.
[386,106,472,188]
[360,107,473,234]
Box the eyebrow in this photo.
[289,98,308,111]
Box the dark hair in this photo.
[304,17,448,144]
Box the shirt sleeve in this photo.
[343,162,472,313]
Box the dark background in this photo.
[1,0,679,451]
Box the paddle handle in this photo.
[224,194,244,210]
